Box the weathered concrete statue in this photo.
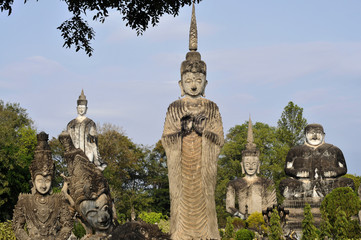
[162,4,224,240]
[59,131,117,239]
[280,123,354,198]
[67,90,106,171]
[13,132,73,240]
[226,117,276,219]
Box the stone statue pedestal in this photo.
[283,197,322,235]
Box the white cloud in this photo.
[205,41,361,85]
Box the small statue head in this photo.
[30,132,54,195]
[79,193,113,231]
[77,89,88,116]
[178,3,208,98]
[241,150,260,176]
[179,62,207,98]
[304,124,325,147]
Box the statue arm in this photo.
[325,147,347,177]
[12,196,30,240]
[226,185,236,215]
[162,106,182,147]
[284,148,309,178]
[202,105,224,147]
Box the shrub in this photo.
[138,211,167,224]
[0,220,16,240]
[235,228,255,240]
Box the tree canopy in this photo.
[0,0,201,56]
[0,100,37,221]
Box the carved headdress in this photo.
[180,3,206,76]
[58,131,111,212]
[29,131,54,181]
[242,116,260,157]
[77,89,88,106]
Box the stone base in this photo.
[283,197,322,235]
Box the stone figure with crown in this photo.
[67,90,107,171]
[12,132,73,240]
[59,131,117,239]
[161,4,224,240]
[226,117,276,219]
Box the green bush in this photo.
[235,228,255,240]
[246,211,268,234]
[73,220,86,239]
[0,220,16,240]
[223,216,235,239]
[138,211,167,224]
[232,217,246,231]
[158,219,170,233]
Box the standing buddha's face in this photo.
[242,156,260,176]
[180,72,207,97]
[77,105,88,116]
[80,193,112,231]
[34,174,52,195]
[305,128,325,146]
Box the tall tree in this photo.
[98,123,151,219]
[277,101,307,148]
[0,100,37,220]
[320,187,361,239]
[144,140,170,216]
[301,203,318,240]
[269,208,283,240]
[0,0,201,56]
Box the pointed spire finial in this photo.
[246,115,257,150]
[189,1,198,51]
[77,89,88,106]
[247,115,254,145]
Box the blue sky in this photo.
[1,1,361,175]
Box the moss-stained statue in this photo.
[13,132,73,240]
[67,90,107,171]
[226,117,276,219]
[162,3,224,240]
[280,123,354,198]
[59,131,117,239]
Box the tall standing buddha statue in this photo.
[162,3,224,240]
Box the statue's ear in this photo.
[241,162,245,175]
[201,79,208,97]
[257,162,260,174]
[179,80,185,97]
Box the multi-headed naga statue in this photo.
[13,132,73,240]
[162,4,224,240]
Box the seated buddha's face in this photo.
[242,156,260,176]
[305,128,325,146]
[34,174,52,195]
[180,72,207,97]
[80,193,112,231]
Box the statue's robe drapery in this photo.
[67,118,100,165]
[13,192,73,240]
[280,143,354,198]
[162,97,224,240]
[226,177,276,216]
